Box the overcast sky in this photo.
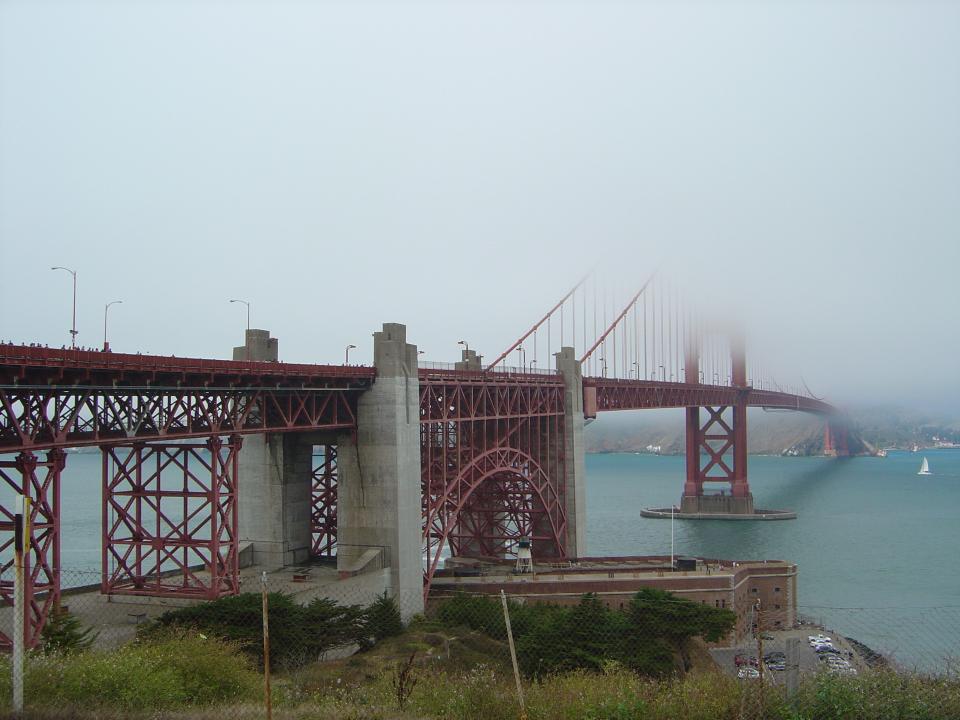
[1,1,957,410]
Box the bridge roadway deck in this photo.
[0,345,832,452]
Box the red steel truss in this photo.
[419,372,567,592]
[683,405,749,498]
[583,379,835,416]
[311,445,338,557]
[0,450,63,649]
[823,421,850,457]
[0,386,364,453]
[101,436,241,599]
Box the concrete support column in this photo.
[237,433,314,569]
[233,329,278,361]
[337,323,424,619]
[555,347,587,559]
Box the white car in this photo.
[738,666,760,679]
[808,634,832,645]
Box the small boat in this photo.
[918,457,932,476]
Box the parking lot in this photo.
[710,625,863,681]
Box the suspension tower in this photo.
[680,334,754,515]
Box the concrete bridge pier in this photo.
[336,324,424,620]
[556,347,587,558]
[237,431,334,569]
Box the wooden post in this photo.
[12,495,30,716]
[500,590,526,720]
[261,572,272,720]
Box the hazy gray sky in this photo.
[1,1,957,409]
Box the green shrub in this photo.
[40,607,98,654]
[366,592,404,642]
[0,632,259,712]
[147,591,368,669]
[435,590,735,679]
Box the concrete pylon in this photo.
[237,433,317,568]
[233,329,278,361]
[337,324,424,619]
[555,347,587,558]
[232,328,318,569]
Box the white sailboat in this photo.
[917,457,932,476]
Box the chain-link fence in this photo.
[1,569,959,719]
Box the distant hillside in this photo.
[583,406,960,457]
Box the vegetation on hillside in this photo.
[146,590,402,669]
[433,589,736,677]
[3,594,959,719]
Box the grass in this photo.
[5,624,960,719]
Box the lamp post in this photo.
[229,299,250,332]
[659,364,665,381]
[457,339,469,354]
[50,266,77,348]
[345,344,356,364]
[517,345,525,372]
[599,357,607,377]
[103,300,122,351]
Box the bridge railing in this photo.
[418,360,559,377]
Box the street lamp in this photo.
[50,266,77,348]
[713,372,720,385]
[229,299,250,332]
[659,364,665,381]
[457,339,469,354]
[103,300,122,351]
[599,356,607,377]
[345,344,356,364]
[517,345,525,371]
[699,369,704,383]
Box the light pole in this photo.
[457,339,469,354]
[103,300,122,351]
[600,356,607,377]
[517,345,525,371]
[659,364,665,381]
[345,344,356,364]
[50,266,77,348]
[229,299,250,332]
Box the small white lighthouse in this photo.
[515,536,533,574]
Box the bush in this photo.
[367,592,404,642]
[147,591,368,669]
[40,607,98,654]
[0,631,260,712]
[434,590,736,679]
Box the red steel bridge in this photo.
[0,274,849,647]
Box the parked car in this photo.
[738,666,760,679]
[808,634,832,645]
[767,661,786,671]
[734,654,760,668]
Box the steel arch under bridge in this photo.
[418,370,569,591]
